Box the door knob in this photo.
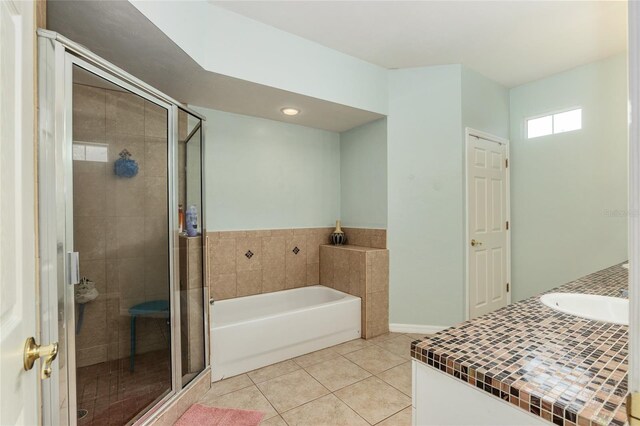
[23,337,58,379]
[471,239,483,247]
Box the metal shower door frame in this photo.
[37,29,208,426]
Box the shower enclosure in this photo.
[37,30,208,425]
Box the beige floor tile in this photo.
[374,335,415,360]
[344,346,406,374]
[405,333,432,340]
[199,385,278,420]
[331,338,373,355]
[366,332,404,344]
[377,361,412,396]
[334,377,411,424]
[257,369,330,413]
[377,406,412,426]
[304,356,371,392]
[248,360,301,384]
[204,374,253,398]
[293,347,340,368]
[281,394,369,426]
[261,415,287,425]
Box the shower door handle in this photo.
[67,251,80,285]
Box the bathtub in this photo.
[210,285,361,382]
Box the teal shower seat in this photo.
[128,300,169,372]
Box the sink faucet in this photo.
[620,289,629,298]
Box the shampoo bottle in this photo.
[185,204,198,237]
[178,204,185,234]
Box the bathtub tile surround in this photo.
[320,245,390,339]
[342,227,387,249]
[206,227,387,299]
[198,333,419,425]
[207,228,331,299]
[411,263,629,426]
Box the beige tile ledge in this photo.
[320,244,387,252]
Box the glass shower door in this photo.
[177,110,205,386]
[71,64,172,425]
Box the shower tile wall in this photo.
[73,83,169,367]
[207,228,387,300]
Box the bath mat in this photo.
[175,404,265,426]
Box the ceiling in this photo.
[212,0,628,88]
[47,0,384,132]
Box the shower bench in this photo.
[129,300,170,371]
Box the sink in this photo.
[540,293,628,325]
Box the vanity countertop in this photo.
[411,264,628,426]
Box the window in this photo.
[527,108,582,139]
[72,142,108,162]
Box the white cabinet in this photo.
[412,360,548,426]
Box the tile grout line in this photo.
[205,334,419,424]
[372,405,411,425]
[251,381,282,422]
[274,373,380,426]
[256,368,332,418]
[374,367,412,397]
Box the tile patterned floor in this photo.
[199,333,428,425]
[77,350,172,425]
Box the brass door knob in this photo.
[470,239,483,247]
[23,337,58,379]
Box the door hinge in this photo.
[627,393,640,425]
[506,283,510,292]
[506,221,509,230]
[505,158,509,168]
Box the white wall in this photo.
[387,65,465,327]
[340,118,388,228]
[510,54,628,301]
[194,107,341,230]
[130,1,388,115]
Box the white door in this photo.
[627,0,640,408]
[0,0,40,425]
[466,130,510,319]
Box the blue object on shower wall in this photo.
[114,149,139,178]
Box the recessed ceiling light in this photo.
[281,107,300,116]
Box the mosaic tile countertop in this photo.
[411,263,629,426]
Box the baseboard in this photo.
[389,323,449,335]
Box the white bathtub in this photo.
[210,285,361,382]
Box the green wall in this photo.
[387,65,465,326]
[509,54,628,301]
[194,55,626,328]
[387,65,510,327]
[462,67,510,140]
[195,107,341,230]
[340,118,388,228]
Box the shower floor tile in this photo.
[198,332,431,425]
[77,349,171,425]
